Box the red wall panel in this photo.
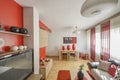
[40,47,46,59]
[39,21,52,32]
[39,20,52,58]
[0,0,23,52]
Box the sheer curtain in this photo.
[95,25,101,61]
[90,28,95,61]
[110,15,120,60]
[87,30,90,59]
[101,21,110,60]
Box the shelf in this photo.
[0,31,30,37]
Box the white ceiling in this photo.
[15,0,120,31]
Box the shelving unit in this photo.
[0,30,30,37]
[40,59,53,80]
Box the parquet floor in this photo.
[46,56,90,80]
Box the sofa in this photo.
[87,59,120,80]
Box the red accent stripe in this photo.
[39,21,52,32]
[39,47,46,59]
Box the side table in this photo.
[79,53,89,60]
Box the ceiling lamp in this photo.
[81,0,118,17]
[73,26,80,34]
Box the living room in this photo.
[0,0,120,80]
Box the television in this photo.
[0,49,33,80]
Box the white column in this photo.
[23,7,40,74]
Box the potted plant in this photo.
[77,64,84,80]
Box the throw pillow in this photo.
[108,64,117,77]
[98,60,111,72]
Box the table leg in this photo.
[59,51,62,60]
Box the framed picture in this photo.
[63,37,76,44]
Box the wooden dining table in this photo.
[59,50,79,60]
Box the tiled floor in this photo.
[47,56,90,80]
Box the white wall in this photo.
[87,30,90,54]
[46,28,87,56]
[23,7,40,74]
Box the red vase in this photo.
[67,45,70,50]
[72,44,76,50]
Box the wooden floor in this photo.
[46,56,90,80]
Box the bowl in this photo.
[11,46,19,51]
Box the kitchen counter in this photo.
[0,49,33,80]
[0,49,31,60]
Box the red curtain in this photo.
[90,28,95,61]
[101,21,110,60]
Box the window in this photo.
[110,27,120,60]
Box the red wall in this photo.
[39,21,52,32]
[39,20,52,59]
[0,0,23,52]
[39,47,46,59]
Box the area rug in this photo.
[57,70,71,80]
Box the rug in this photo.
[57,70,71,80]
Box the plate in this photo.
[0,38,4,47]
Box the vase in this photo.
[10,26,20,33]
[19,28,28,34]
[77,71,84,80]
[67,45,70,50]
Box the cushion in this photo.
[108,64,117,77]
[91,69,103,80]
[98,60,111,72]
[91,69,114,80]
[88,62,99,69]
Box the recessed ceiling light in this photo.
[81,0,118,17]
[91,10,101,15]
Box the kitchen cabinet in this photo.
[0,49,33,80]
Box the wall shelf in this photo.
[0,31,30,37]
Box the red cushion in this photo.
[108,64,117,77]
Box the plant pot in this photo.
[77,71,84,80]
